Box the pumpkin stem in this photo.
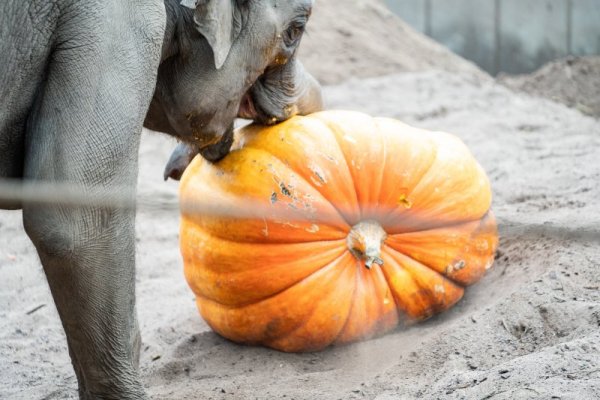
[347,220,387,269]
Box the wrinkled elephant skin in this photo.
[0,0,319,398]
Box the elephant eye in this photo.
[284,21,306,46]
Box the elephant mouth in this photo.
[237,88,282,125]
[238,91,259,120]
[191,89,257,163]
[198,125,235,162]
[238,75,304,126]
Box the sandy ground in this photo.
[2,69,599,399]
[299,0,486,85]
[499,56,600,118]
[2,0,600,398]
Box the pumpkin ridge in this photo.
[236,145,353,231]
[370,261,400,335]
[386,246,466,310]
[369,117,440,217]
[199,250,354,347]
[190,221,349,245]
[265,252,358,351]
[379,252,429,320]
[195,294,302,346]
[186,237,348,306]
[317,119,363,220]
[384,133,492,234]
[383,211,497,286]
[190,228,348,267]
[381,247,465,320]
[242,143,356,229]
[181,147,350,241]
[357,118,389,219]
[381,242,463,287]
[332,255,361,344]
[374,260,405,326]
[378,133,440,225]
[384,212,491,236]
[221,249,351,311]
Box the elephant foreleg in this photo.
[20,6,162,398]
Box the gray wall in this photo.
[385,0,600,75]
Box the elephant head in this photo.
[145,0,322,166]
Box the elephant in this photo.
[0,0,321,398]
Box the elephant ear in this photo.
[181,0,240,70]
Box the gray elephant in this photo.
[0,0,321,398]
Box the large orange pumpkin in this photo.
[179,110,497,352]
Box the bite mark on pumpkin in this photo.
[279,182,292,198]
[445,259,466,275]
[309,163,327,187]
[306,224,320,233]
[397,194,413,209]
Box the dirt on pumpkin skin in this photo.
[2,0,600,399]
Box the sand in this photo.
[2,70,599,399]
[499,56,600,118]
[298,0,487,85]
[2,1,600,399]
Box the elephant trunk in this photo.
[163,58,322,181]
[247,57,323,125]
[294,63,323,115]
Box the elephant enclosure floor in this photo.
[2,70,600,399]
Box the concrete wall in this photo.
[384,0,600,75]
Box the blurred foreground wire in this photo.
[0,178,598,242]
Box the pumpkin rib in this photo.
[384,211,490,236]
[197,250,354,348]
[332,255,364,344]
[229,249,350,310]
[181,147,350,243]
[335,257,400,344]
[384,211,497,286]
[315,118,364,221]
[379,252,430,321]
[183,228,348,307]
[239,144,356,229]
[184,226,348,272]
[381,247,465,320]
[361,118,389,219]
[186,219,349,245]
[380,195,490,235]
[377,130,440,226]
[243,145,352,231]
[265,252,359,351]
[383,133,491,233]
[244,113,360,224]
[382,242,466,288]
[375,118,441,212]
[384,245,465,312]
[368,254,412,319]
